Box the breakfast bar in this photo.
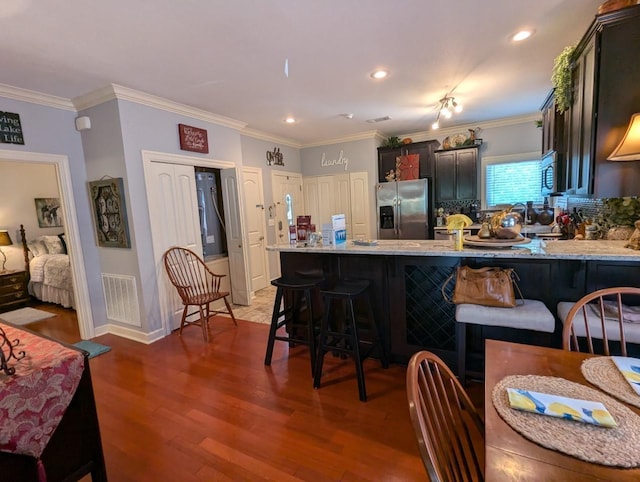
[267,239,640,370]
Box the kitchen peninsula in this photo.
[267,239,640,369]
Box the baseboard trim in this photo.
[93,323,166,344]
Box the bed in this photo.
[19,225,75,309]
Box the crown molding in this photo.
[240,127,301,149]
[399,113,540,143]
[0,83,76,111]
[73,84,248,131]
[301,129,385,149]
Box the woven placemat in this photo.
[582,357,640,409]
[493,375,640,467]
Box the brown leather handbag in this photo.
[442,266,523,308]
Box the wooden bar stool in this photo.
[313,279,388,402]
[264,276,324,376]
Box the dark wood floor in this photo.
[24,305,485,481]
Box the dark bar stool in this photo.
[264,276,324,376]
[313,279,389,402]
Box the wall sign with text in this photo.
[178,124,209,153]
[0,111,24,145]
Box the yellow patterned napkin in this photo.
[611,356,640,396]
[507,388,617,427]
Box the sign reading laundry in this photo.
[0,111,24,145]
[320,150,349,170]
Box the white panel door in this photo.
[349,171,371,239]
[147,162,201,331]
[303,177,320,225]
[334,173,351,237]
[316,175,335,227]
[242,167,268,293]
[221,167,251,305]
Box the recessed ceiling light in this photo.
[284,117,296,124]
[340,113,354,119]
[370,69,389,80]
[512,29,534,42]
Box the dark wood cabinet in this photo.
[540,89,565,157]
[563,5,640,197]
[0,270,29,313]
[434,146,479,202]
[565,32,595,195]
[377,140,439,183]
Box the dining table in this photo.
[484,339,640,481]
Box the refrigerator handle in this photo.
[396,198,401,236]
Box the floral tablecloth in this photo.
[0,322,84,458]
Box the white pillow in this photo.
[27,239,48,257]
[41,235,65,255]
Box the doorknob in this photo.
[259,236,264,241]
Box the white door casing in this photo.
[0,149,94,339]
[242,167,268,293]
[142,150,251,336]
[221,167,251,306]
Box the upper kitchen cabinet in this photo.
[564,4,640,197]
[377,140,440,183]
[434,146,479,202]
[540,89,565,157]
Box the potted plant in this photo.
[551,46,575,113]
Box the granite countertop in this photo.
[266,239,640,261]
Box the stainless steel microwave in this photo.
[541,152,557,195]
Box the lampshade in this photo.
[608,113,640,161]
[0,230,12,247]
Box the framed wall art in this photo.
[178,123,209,153]
[34,197,63,228]
[88,177,131,248]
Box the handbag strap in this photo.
[441,270,456,304]
[508,269,525,306]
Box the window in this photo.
[484,155,543,208]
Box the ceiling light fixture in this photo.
[431,96,463,130]
[284,117,296,124]
[370,69,388,80]
[512,29,534,42]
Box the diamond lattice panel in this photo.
[405,265,456,350]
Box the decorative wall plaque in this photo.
[0,111,24,145]
[88,178,131,248]
[266,147,284,166]
[178,124,209,153]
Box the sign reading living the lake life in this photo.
[321,150,349,171]
[178,124,209,153]
[0,111,24,145]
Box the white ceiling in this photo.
[0,0,605,146]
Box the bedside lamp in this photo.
[608,113,640,161]
[0,230,13,273]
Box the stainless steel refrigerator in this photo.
[376,179,430,239]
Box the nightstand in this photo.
[0,270,30,313]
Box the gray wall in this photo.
[0,96,104,323]
[79,98,245,334]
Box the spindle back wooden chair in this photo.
[560,287,640,356]
[406,350,485,482]
[163,246,237,341]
